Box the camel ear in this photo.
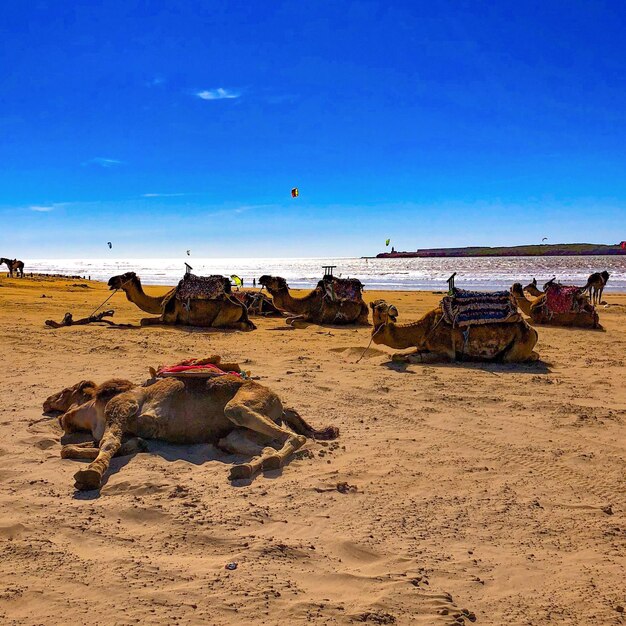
[369,301,375,309]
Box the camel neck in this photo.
[513,293,533,316]
[270,286,314,314]
[123,280,165,314]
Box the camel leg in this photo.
[73,425,123,490]
[64,437,146,461]
[502,326,539,362]
[261,437,306,471]
[62,441,99,459]
[223,397,306,480]
[140,317,164,326]
[285,315,299,326]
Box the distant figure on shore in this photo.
[583,271,610,305]
[253,278,256,288]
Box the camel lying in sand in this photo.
[259,275,369,326]
[52,375,338,491]
[369,299,539,362]
[108,272,255,330]
[510,283,600,329]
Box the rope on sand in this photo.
[87,275,135,318]
[356,325,384,363]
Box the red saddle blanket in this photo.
[545,284,583,314]
[320,278,364,302]
[156,359,242,378]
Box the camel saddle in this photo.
[441,288,520,327]
[544,283,585,314]
[174,274,231,301]
[319,277,364,303]
[150,356,243,379]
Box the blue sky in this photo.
[1,1,625,258]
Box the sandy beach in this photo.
[0,275,625,625]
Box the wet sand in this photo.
[0,276,625,625]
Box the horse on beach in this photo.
[0,258,24,278]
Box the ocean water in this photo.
[24,256,626,292]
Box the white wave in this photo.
[21,256,626,292]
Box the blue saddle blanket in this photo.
[441,288,519,327]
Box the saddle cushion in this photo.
[545,284,584,314]
[441,288,520,326]
[175,274,230,301]
[319,277,364,303]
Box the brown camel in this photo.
[582,271,609,305]
[108,272,255,330]
[258,275,370,326]
[0,257,24,278]
[56,375,338,491]
[523,278,543,298]
[369,299,539,362]
[510,283,600,329]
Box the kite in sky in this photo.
[385,238,391,247]
[291,187,299,198]
[107,242,112,249]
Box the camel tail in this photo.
[281,407,339,440]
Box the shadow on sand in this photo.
[382,357,552,376]
[69,439,293,499]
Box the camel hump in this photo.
[175,274,231,301]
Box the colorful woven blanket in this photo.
[441,288,519,327]
[175,274,230,301]
[320,278,364,303]
[545,284,583,314]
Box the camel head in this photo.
[510,283,525,298]
[108,271,138,291]
[523,278,537,290]
[258,275,288,293]
[43,380,97,413]
[59,378,136,437]
[369,299,398,326]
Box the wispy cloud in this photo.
[83,157,124,168]
[29,205,54,212]
[196,88,240,101]
[146,76,166,87]
[142,192,189,198]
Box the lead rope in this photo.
[356,321,385,363]
[87,276,134,318]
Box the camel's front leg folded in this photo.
[63,437,147,460]
[139,317,164,326]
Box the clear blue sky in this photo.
[1,1,625,258]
